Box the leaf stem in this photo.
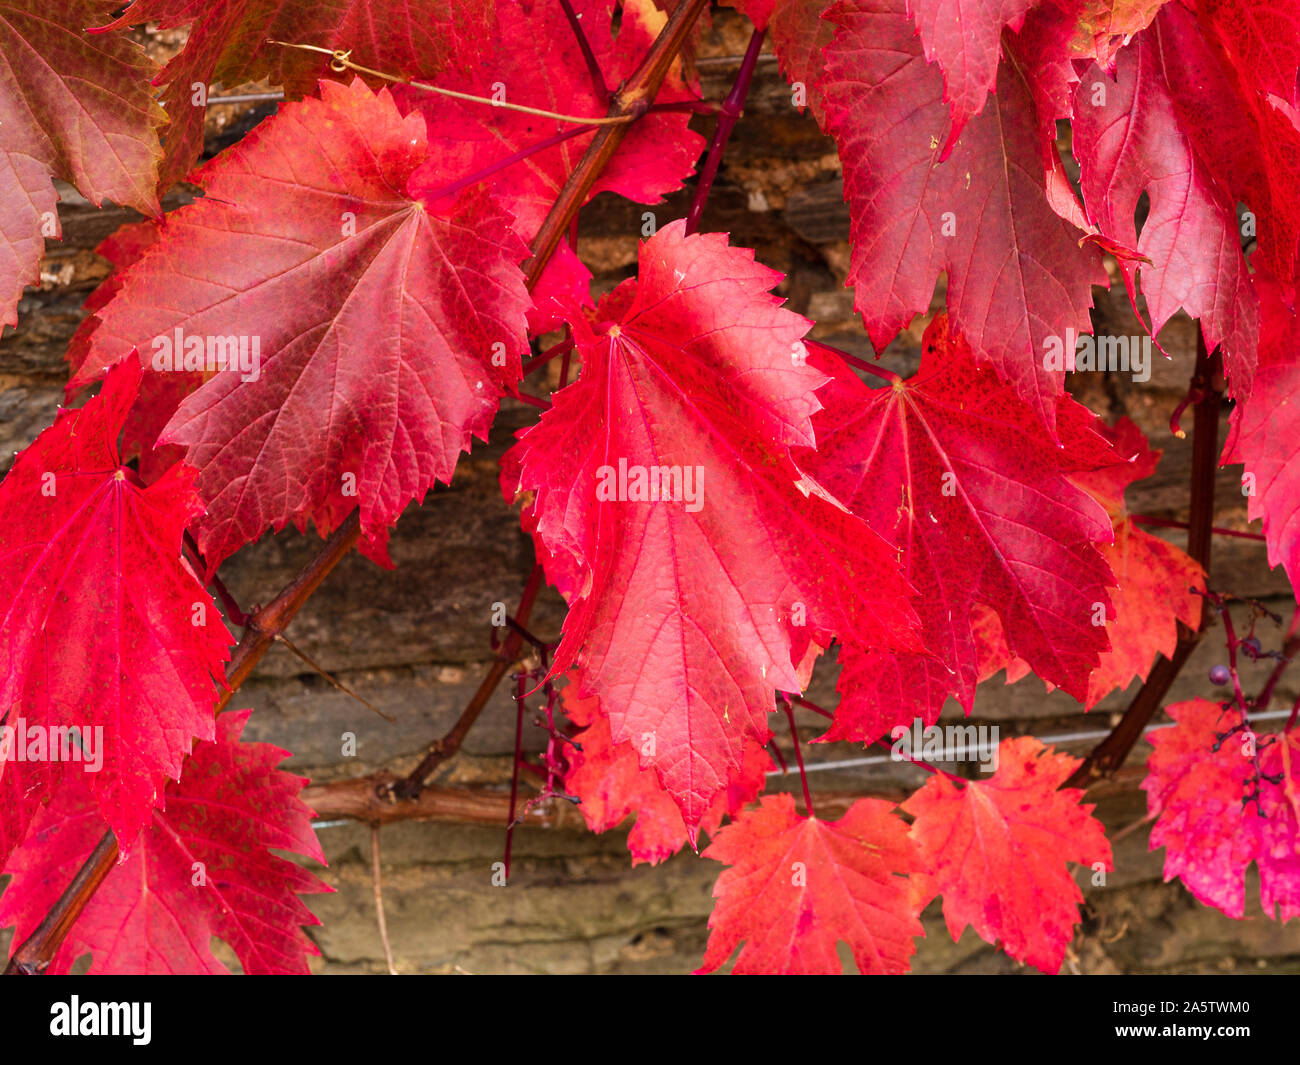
[523,337,575,377]
[420,124,597,206]
[782,699,816,817]
[684,28,765,235]
[1129,514,1265,542]
[557,0,609,105]
[804,339,901,383]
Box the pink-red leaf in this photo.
[1150,1,1300,284]
[697,793,923,974]
[1223,277,1300,598]
[905,0,1039,157]
[73,78,532,573]
[903,736,1113,974]
[503,220,920,833]
[0,358,230,856]
[0,0,164,325]
[1143,699,1300,921]
[0,710,329,974]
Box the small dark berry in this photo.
[1209,665,1231,686]
[1242,637,1262,657]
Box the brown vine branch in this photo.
[524,0,710,286]
[1065,335,1223,789]
[304,766,1151,830]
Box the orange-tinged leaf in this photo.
[903,736,1113,973]
[562,684,770,865]
[698,793,923,974]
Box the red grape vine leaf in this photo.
[902,736,1113,974]
[1143,699,1300,921]
[502,220,921,833]
[1065,414,1159,518]
[797,318,1117,743]
[0,358,231,856]
[1196,0,1300,111]
[1070,23,1259,397]
[74,78,533,574]
[0,710,330,974]
[819,0,1108,434]
[0,0,164,326]
[1083,522,1203,707]
[697,793,923,974]
[562,683,771,865]
[1223,277,1300,598]
[102,0,496,191]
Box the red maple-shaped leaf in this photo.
[0,358,230,855]
[402,0,705,249]
[503,220,920,832]
[0,710,330,974]
[819,0,1107,433]
[73,78,532,573]
[562,683,770,865]
[0,0,164,326]
[102,0,495,191]
[1143,699,1300,921]
[1083,525,1202,707]
[1224,276,1300,597]
[1070,24,1258,397]
[903,736,1113,974]
[797,318,1116,743]
[697,793,923,974]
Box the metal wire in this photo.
[778,708,1296,776]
